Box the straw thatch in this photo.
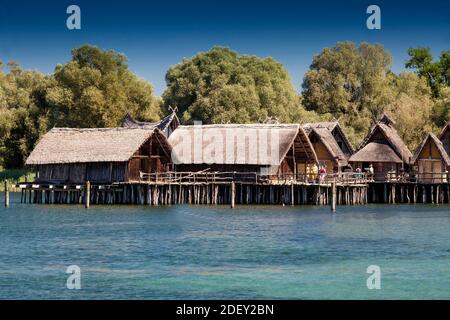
[121,114,159,129]
[168,124,317,166]
[439,121,450,140]
[122,111,180,131]
[303,121,337,132]
[350,113,412,164]
[26,127,170,165]
[349,142,402,163]
[302,121,354,166]
[412,132,450,166]
[439,121,450,156]
[311,127,348,166]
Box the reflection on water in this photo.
[1,193,450,299]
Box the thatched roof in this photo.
[168,124,318,166]
[311,127,348,166]
[302,121,354,166]
[350,113,412,163]
[349,142,402,163]
[439,121,450,156]
[412,133,450,166]
[26,127,170,165]
[121,111,180,131]
[378,113,396,126]
[121,114,159,129]
[303,121,339,132]
[439,121,450,140]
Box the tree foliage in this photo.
[301,42,449,150]
[0,45,161,168]
[405,47,449,97]
[387,72,434,150]
[46,45,162,128]
[432,87,450,127]
[163,47,317,124]
[302,42,393,146]
[0,62,51,168]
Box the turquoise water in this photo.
[1,192,450,299]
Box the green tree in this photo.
[163,47,315,124]
[0,61,51,168]
[46,45,162,128]
[432,87,450,128]
[302,42,393,146]
[387,72,435,150]
[405,47,450,97]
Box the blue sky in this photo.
[0,0,448,95]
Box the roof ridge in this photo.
[51,127,155,131]
[177,123,299,128]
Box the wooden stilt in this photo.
[290,184,294,206]
[331,180,336,213]
[447,185,450,204]
[4,180,9,208]
[231,182,235,208]
[431,185,434,204]
[85,181,90,209]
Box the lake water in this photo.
[1,192,449,299]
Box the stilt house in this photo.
[302,121,354,172]
[349,113,413,180]
[412,132,450,183]
[25,127,172,184]
[167,124,318,178]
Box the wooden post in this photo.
[331,180,336,213]
[436,185,440,204]
[447,185,450,204]
[4,180,9,208]
[431,185,434,204]
[231,181,235,208]
[85,181,90,209]
[413,185,417,204]
[291,184,294,206]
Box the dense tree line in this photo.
[0,43,449,169]
[302,42,449,147]
[0,46,162,168]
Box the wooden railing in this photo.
[137,171,370,185]
[408,172,449,184]
[369,171,449,183]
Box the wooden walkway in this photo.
[13,172,368,207]
[10,171,450,207]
